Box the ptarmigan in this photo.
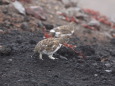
[50,22,76,37]
[34,36,70,60]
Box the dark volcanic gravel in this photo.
[0,0,115,86]
[0,30,115,86]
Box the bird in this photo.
[33,36,70,60]
[50,22,76,38]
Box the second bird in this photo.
[50,22,76,38]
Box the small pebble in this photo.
[21,22,29,31]
[94,74,98,77]
[105,70,112,73]
[29,40,36,44]
[88,19,100,27]
[43,23,54,30]
[60,55,68,60]
[0,45,12,56]
[8,59,13,62]
[105,63,111,67]
[92,63,98,66]
[0,0,10,5]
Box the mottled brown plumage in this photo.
[50,22,76,37]
[34,36,70,60]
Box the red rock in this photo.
[26,6,47,20]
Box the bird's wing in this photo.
[45,39,60,52]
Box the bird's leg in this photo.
[48,55,57,60]
[39,53,43,60]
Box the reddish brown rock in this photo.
[26,6,47,20]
